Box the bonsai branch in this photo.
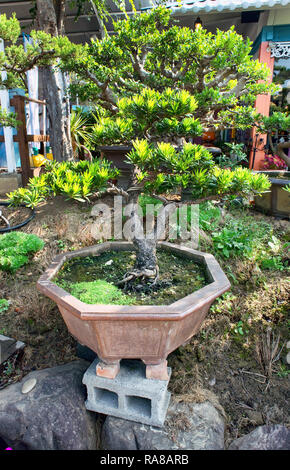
[92,183,129,200]
[4,49,55,74]
[277,141,290,167]
[268,134,290,167]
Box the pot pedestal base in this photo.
[96,360,120,379]
[144,360,169,381]
[83,358,171,427]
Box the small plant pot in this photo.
[98,145,133,189]
[37,241,230,380]
[254,171,290,219]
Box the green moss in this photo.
[0,232,44,272]
[67,280,136,305]
[55,249,206,306]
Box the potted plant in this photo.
[8,8,273,380]
[254,112,290,218]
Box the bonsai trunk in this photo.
[269,134,290,168]
[118,189,159,286]
[277,141,290,168]
[133,237,158,277]
[41,66,73,162]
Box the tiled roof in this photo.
[167,0,290,14]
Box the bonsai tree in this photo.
[8,7,273,288]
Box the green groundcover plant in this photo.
[0,232,44,272]
[0,298,9,314]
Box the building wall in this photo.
[267,7,290,25]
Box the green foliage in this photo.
[0,108,19,128]
[211,216,271,259]
[91,88,203,145]
[0,15,57,88]
[233,320,249,337]
[0,231,44,272]
[283,184,290,193]
[259,256,285,272]
[70,109,93,158]
[276,363,290,378]
[261,112,290,134]
[7,158,119,207]
[138,195,162,217]
[217,143,247,169]
[205,210,288,274]
[54,6,278,132]
[125,139,270,200]
[0,298,9,313]
[7,186,47,209]
[66,279,135,305]
[0,13,20,43]
[199,201,221,231]
[257,237,288,272]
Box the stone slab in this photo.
[102,400,225,450]
[228,425,290,450]
[0,334,25,364]
[0,360,98,450]
[82,358,171,427]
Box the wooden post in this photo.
[10,95,31,186]
[0,38,17,173]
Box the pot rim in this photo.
[37,241,230,321]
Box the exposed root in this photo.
[116,265,159,287]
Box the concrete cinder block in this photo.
[82,359,171,427]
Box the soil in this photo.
[0,204,33,230]
[55,250,206,305]
[0,194,289,445]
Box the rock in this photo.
[0,360,98,450]
[102,400,225,450]
[21,378,37,394]
[228,425,290,450]
[104,259,113,266]
[208,377,216,387]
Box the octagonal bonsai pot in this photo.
[37,241,230,380]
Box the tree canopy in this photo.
[56,6,278,131]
